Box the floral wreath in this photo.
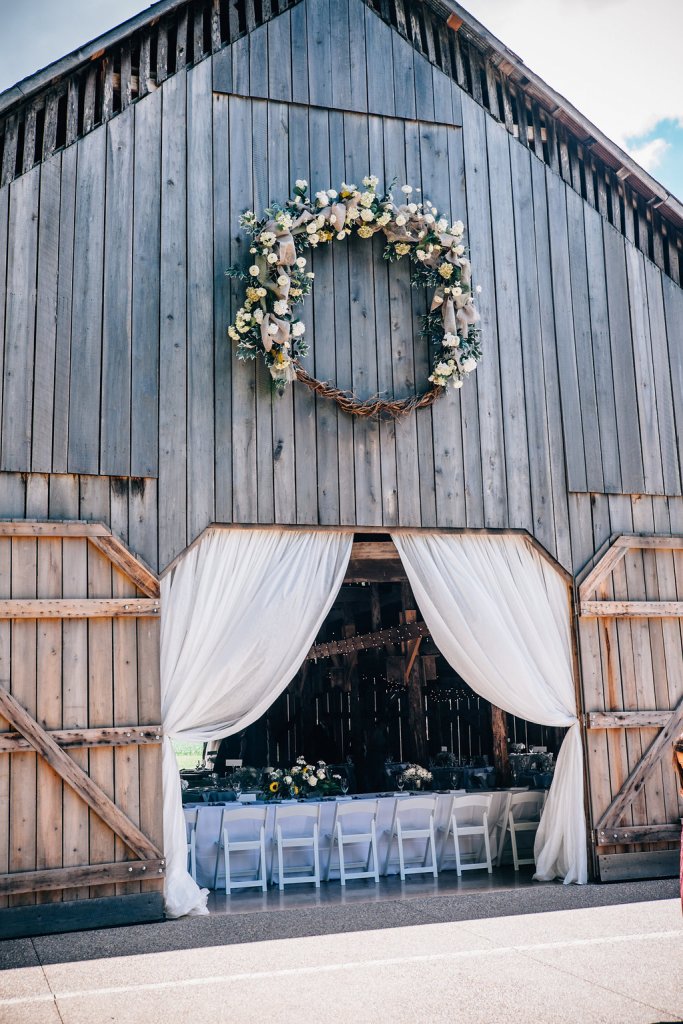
[227,175,482,419]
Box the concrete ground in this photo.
[0,879,680,1024]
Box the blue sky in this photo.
[1,0,681,201]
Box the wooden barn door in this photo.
[0,521,164,936]
[578,535,683,881]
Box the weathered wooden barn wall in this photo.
[0,0,681,576]
[0,0,682,889]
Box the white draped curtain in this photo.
[392,532,586,884]
[161,528,353,918]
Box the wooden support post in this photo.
[401,584,428,766]
[491,704,510,785]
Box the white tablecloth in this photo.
[184,789,531,889]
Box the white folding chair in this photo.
[222,806,268,894]
[439,794,492,876]
[325,800,380,886]
[384,796,438,880]
[499,791,546,870]
[185,808,199,881]
[271,804,321,890]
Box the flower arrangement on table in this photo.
[400,764,433,791]
[264,756,342,800]
[226,175,481,415]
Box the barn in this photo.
[0,0,682,938]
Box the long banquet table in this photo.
[184,789,533,889]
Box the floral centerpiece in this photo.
[400,764,433,791]
[264,756,342,800]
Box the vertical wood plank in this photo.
[307,0,332,109]
[212,92,233,523]
[344,112,382,526]
[229,96,258,524]
[383,118,420,527]
[267,9,292,101]
[625,244,664,494]
[101,109,134,476]
[249,24,269,99]
[330,0,352,111]
[545,171,587,493]
[2,167,40,471]
[31,156,61,474]
[187,60,216,539]
[68,127,106,475]
[662,276,683,492]
[290,0,309,105]
[603,225,645,493]
[0,186,9,459]
[52,146,77,475]
[566,187,604,492]
[159,73,188,566]
[391,32,416,122]
[131,90,161,479]
[80,477,115,898]
[583,205,621,493]
[530,158,570,568]
[328,110,356,525]
[643,260,679,496]
[365,6,395,116]
[486,120,531,529]
[509,141,554,553]
[8,539,38,906]
[287,106,318,525]
[461,95,506,529]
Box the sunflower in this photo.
[269,781,279,793]
[292,785,299,796]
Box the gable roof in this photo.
[0,0,680,284]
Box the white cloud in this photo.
[625,136,670,172]
[461,0,683,150]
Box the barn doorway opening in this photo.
[170,530,577,916]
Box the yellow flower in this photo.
[292,785,299,795]
[269,781,279,792]
[357,225,374,239]
[438,263,454,280]
[395,243,411,256]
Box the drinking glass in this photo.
[340,776,349,796]
[397,775,405,792]
[233,779,242,798]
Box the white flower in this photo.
[476,284,482,293]
[452,286,463,297]
[415,249,426,261]
[284,775,292,784]
[435,362,452,376]
[341,181,356,192]
[248,265,260,277]
[306,221,318,234]
[407,203,418,214]
[437,218,448,232]
[360,209,375,222]
[462,357,478,372]
[423,214,435,225]
[267,324,278,336]
[266,252,278,264]
[295,179,308,189]
[443,332,459,347]
[362,175,379,188]
[273,300,288,316]
[259,231,276,246]
[291,766,300,774]
[292,322,306,337]
[295,256,306,269]
[277,275,289,287]
[315,190,329,205]
[453,220,464,236]
[316,215,326,229]
[308,776,318,787]
[359,191,375,207]
[258,287,267,297]
[327,189,338,198]
[253,308,264,324]
[336,232,346,240]
[249,247,257,254]
[308,233,320,245]
[395,214,407,227]
[401,185,413,194]
[346,207,360,221]
[316,769,326,779]
[306,271,315,279]
[454,244,465,256]
[377,212,391,226]
[452,378,464,389]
